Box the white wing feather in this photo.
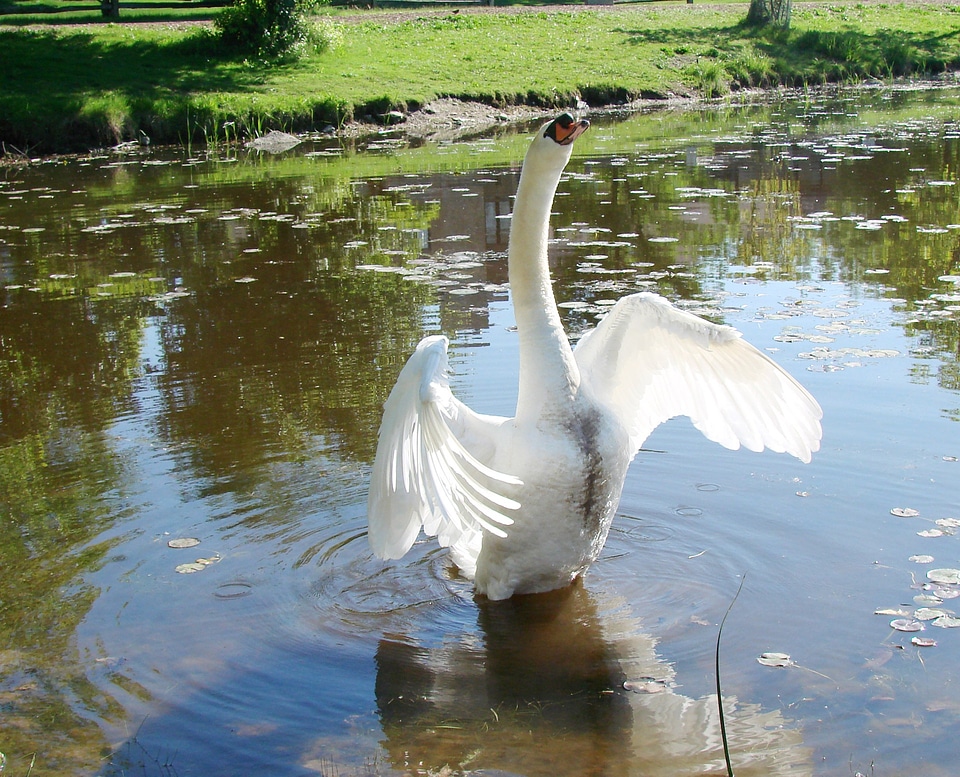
[574,293,822,462]
[367,335,521,561]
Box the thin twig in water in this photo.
[793,662,835,683]
[716,573,747,777]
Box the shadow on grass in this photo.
[0,1,93,11]
[615,22,749,48]
[0,1,224,27]
[1,27,253,98]
[616,21,960,82]
[0,27,272,151]
[781,26,960,78]
[0,13,218,25]
[0,0,225,13]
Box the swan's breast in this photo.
[475,400,631,599]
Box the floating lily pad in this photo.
[911,637,937,647]
[175,562,206,574]
[757,652,793,667]
[909,555,935,564]
[927,568,960,585]
[915,607,952,621]
[875,608,910,617]
[890,619,923,632]
[918,529,945,538]
[931,615,960,628]
[167,537,200,549]
[929,586,960,600]
[891,507,920,517]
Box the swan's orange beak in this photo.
[546,113,590,146]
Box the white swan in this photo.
[367,114,822,601]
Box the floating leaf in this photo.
[918,529,945,538]
[890,619,923,632]
[909,555,935,564]
[935,518,960,528]
[623,677,669,694]
[167,537,200,549]
[931,615,960,628]
[757,652,793,667]
[175,562,206,574]
[875,608,911,617]
[929,586,960,600]
[911,637,938,647]
[927,568,960,585]
[891,507,920,517]
[915,607,952,621]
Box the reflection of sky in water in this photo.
[1,86,960,776]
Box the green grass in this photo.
[0,0,227,25]
[2,1,960,154]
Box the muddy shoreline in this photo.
[4,75,960,166]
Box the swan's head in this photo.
[523,113,590,173]
[542,113,590,147]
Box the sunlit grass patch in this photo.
[2,1,960,152]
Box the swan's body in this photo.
[367,114,822,600]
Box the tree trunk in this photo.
[100,0,119,18]
[746,0,791,28]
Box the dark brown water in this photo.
[2,84,960,777]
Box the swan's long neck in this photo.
[509,156,581,422]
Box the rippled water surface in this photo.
[3,85,960,776]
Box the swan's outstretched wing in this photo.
[368,335,521,561]
[574,293,822,462]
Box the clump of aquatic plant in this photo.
[686,59,730,98]
[726,50,776,87]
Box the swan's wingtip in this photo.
[414,334,450,355]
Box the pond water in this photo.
[2,84,960,777]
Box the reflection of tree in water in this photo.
[375,585,811,777]
[570,119,960,394]
[0,295,148,774]
[0,164,441,773]
[155,268,430,474]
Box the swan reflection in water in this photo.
[374,583,810,777]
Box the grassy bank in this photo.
[2,1,960,154]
